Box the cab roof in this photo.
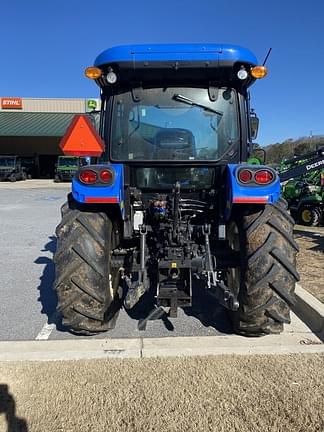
[94,43,257,67]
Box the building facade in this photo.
[0,97,100,177]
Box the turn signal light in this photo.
[250,66,268,79]
[238,169,253,183]
[79,170,97,184]
[85,67,102,80]
[99,169,113,183]
[254,170,274,184]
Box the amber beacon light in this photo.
[85,67,102,79]
[250,66,268,79]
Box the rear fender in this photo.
[71,163,125,219]
[225,164,281,221]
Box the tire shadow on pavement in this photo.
[294,228,324,252]
[0,384,28,432]
[34,236,68,333]
[183,282,233,334]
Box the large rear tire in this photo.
[228,198,299,336]
[54,195,120,334]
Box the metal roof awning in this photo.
[0,112,77,137]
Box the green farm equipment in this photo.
[54,156,87,182]
[280,148,324,226]
[0,156,27,182]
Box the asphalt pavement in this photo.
[0,180,230,341]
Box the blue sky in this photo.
[1,0,323,146]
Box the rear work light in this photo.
[79,170,97,184]
[238,169,253,183]
[99,169,114,183]
[254,169,274,184]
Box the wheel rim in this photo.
[301,209,312,223]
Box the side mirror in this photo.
[251,147,266,164]
[250,111,259,140]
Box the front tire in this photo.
[228,199,299,336]
[54,196,120,333]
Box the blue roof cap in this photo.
[94,44,258,67]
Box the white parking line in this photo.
[35,312,60,340]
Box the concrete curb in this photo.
[141,333,324,358]
[0,331,323,362]
[294,283,324,339]
[0,339,142,361]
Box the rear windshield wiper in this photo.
[173,94,223,116]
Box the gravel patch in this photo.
[295,225,324,303]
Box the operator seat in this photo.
[154,128,196,160]
[152,128,196,187]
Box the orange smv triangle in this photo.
[60,115,105,157]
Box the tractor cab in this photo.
[82,44,267,192]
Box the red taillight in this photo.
[254,169,274,184]
[79,169,97,184]
[238,169,253,183]
[99,169,113,183]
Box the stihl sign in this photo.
[1,98,23,109]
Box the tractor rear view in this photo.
[54,44,299,336]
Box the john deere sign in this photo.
[86,99,99,112]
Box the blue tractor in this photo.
[54,44,299,336]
